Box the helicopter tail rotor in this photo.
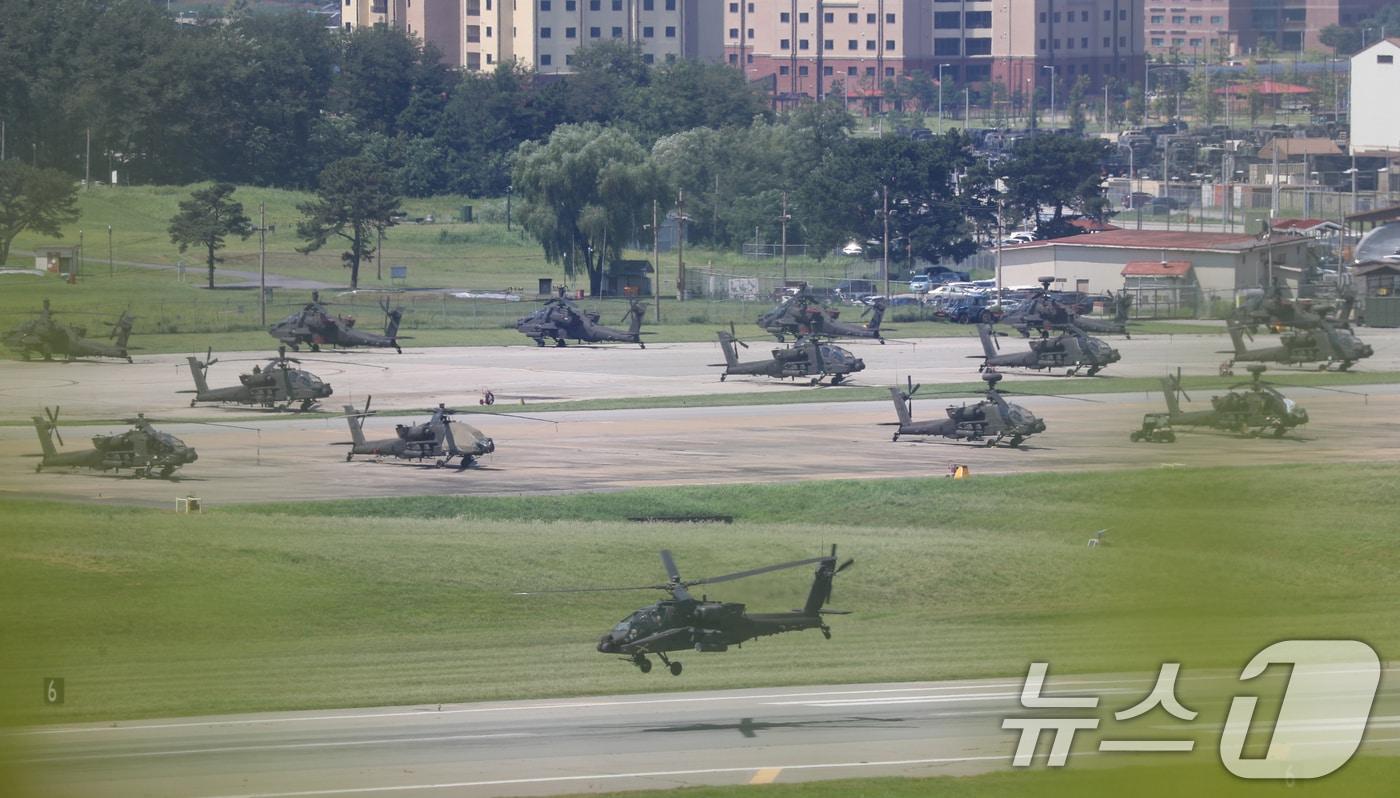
[44,406,64,448]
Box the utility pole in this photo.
[779,192,791,287]
[652,199,661,322]
[1269,139,1280,221]
[256,203,270,326]
[505,185,513,231]
[1,118,5,161]
[881,184,890,299]
[376,225,383,281]
[1163,142,1172,231]
[1104,84,1110,134]
[107,225,112,277]
[937,63,950,133]
[675,189,687,302]
[995,196,1005,296]
[85,129,91,189]
[964,86,970,127]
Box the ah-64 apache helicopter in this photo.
[516,547,852,676]
[757,289,889,343]
[269,292,405,353]
[29,408,199,479]
[712,326,865,385]
[1131,366,1313,442]
[1000,278,1133,338]
[1222,322,1373,374]
[884,372,1065,447]
[338,398,495,470]
[1231,285,1357,333]
[183,347,343,411]
[3,300,136,362]
[515,297,649,347]
[973,323,1121,376]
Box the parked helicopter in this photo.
[1000,278,1133,338]
[712,328,866,385]
[973,324,1121,376]
[884,373,1052,447]
[1232,286,1357,333]
[269,292,404,353]
[757,289,888,343]
[29,408,198,479]
[516,547,852,675]
[515,297,649,347]
[338,398,495,469]
[3,300,136,362]
[1222,323,1373,373]
[1131,366,1311,442]
[182,347,337,411]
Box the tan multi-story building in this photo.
[1145,1,1391,57]
[342,0,724,74]
[725,1,1143,107]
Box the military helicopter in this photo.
[3,300,136,362]
[338,398,495,469]
[29,408,199,479]
[712,327,866,385]
[999,278,1133,338]
[973,324,1121,376]
[269,291,404,353]
[1231,285,1357,333]
[515,297,649,347]
[1131,366,1311,442]
[884,373,1057,447]
[1222,322,1373,374]
[757,289,888,343]
[516,547,852,676]
[182,347,339,411]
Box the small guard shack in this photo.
[35,246,78,277]
[604,259,654,297]
[1354,261,1400,327]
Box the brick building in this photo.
[1144,0,1391,57]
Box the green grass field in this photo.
[2,464,1396,729]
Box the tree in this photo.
[168,183,253,289]
[1066,75,1090,135]
[0,162,80,267]
[1189,70,1222,125]
[999,135,1113,228]
[296,157,401,289]
[512,124,668,296]
[1319,25,1362,55]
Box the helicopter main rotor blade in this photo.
[513,584,670,596]
[660,550,682,583]
[687,555,829,587]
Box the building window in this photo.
[1150,15,1163,24]
[848,39,857,49]
[824,39,833,50]
[1119,9,1127,20]
[540,54,552,65]
[847,66,857,76]
[780,11,789,22]
[1067,38,1074,49]
[1039,12,1047,23]
[885,67,894,76]
[666,0,675,9]
[1081,11,1088,22]
[885,13,894,23]
[1081,37,1088,49]
[467,25,480,42]
[1380,54,1395,64]
[965,37,991,56]
[1211,16,1223,24]
[799,12,808,23]
[540,27,551,38]
[644,53,654,64]
[540,0,549,9]
[934,38,960,56]
[590,26,600,37]
[1039,38,1047,50]
[824,12,833,23]
[729,2,737,11]
[848,12,857,23]
[1053,38,1060,49]
[486,53,493,63]
[1103,37,1110,48]
[885,39,894,51]
[611,26,622,38]
[965,11,990,28]
[566,54,574,65]
[823,65,833,75]
[1151,37,1164,47]
[728,28,737,38]
[1189,15,1202,24]
[865,66,875,75]
[865,39,875,50]
[566,26,576,38]
[564,0,573,8]
[644,0,653,8]
[1104,9,1110,21]
[866,13,875,23]
[966,64,990,81]
[644,26,654,37]
[665,25,675,37]
[1052,12,1060,23]
[1119,36,1127,46]
[589,0,598,9]
[612,0,621,9]
[1171,15,1184,24]
[935,11,960,29]
[799,65,808,75]
[729,53,738,64]
[468,0,479,13]
[779,65,789,75]
[800,39,810,50]
[780,38,789,50]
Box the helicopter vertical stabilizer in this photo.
[888,387,914,427]
[187,357,211,395]
[343,404,367,447]
[1226,324,1250,357]
[32,416,57,458]
[1161,377,1183,417]
[977,323,998,358]
[717,333,741,368]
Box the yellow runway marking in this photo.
[749,767,783,784]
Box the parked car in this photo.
[909,275,934,293]
[841,241,864,256]
[1123,192,1155,209]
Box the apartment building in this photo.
[1145,1,1390,57]
[725,1,1143,106]
[342,0,723,74]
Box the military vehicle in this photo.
[1131,366,1310,441]
[182,347,335,411]
[1222,323,1372,373]
[757,290,888,343]
[515,297,649,347]
[516,547,852,675]
[884,373,1048,447]
[973,324,1121,376]
[269,292,404,353]
[1000,279,1132,338]
[30,408,198,478]
[3,300,135,362]
[712,329,865,385]
[1232,286,1356,333]
[339,398,494,469]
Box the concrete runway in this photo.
[2,327,1397,424]
[11,670,1399,798]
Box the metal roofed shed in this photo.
[1122,261,1199,318]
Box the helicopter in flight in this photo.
[516,547,852,676]
[269,292,404,353]
[884,373,1056,447]
[338,398,495,469]
[515,297,649,347]
[712,328,866,385]
[757,289,888,343]
[1131,366,1312,442]
[29,408,199,479]
[1000,279,1133,338]
[182,347,337,411]
[972,324,1121,376]
[1221,322,1373,374]
[3,300,136,362]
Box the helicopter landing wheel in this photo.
[634,656,652,674]
[435,459,446,468]
[1273,425,1286,437]
[190,399,197,408]
[892,433,900,442]
[1130,431,1142,442]
[719,374,726,382]
[309,344,320,353]
[1086,366,1101,376]
[831,375,845,385]
[669,661,683,676]
[821,625,832,640]
[300,399,314,412]
[554,339,567,348]
[1009,436,1024,448]
[160,467,175,479]
[1339,361,1352,372]
[345,453,354,462]
[35,463,43,473]
[533,338,545,347]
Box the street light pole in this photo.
[505,185,513,231]
[258,203,269,326]
[779,191,791,287]
[1042,65,1056,128]
[107,224,112,277]
[675,189,687,302]
[937,63,950,133]
[652,199,660,322]
[881,184,889,300]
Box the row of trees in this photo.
[0,1,769,195]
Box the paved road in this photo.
[9,669,1398,798]
[2,385,1396,507]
